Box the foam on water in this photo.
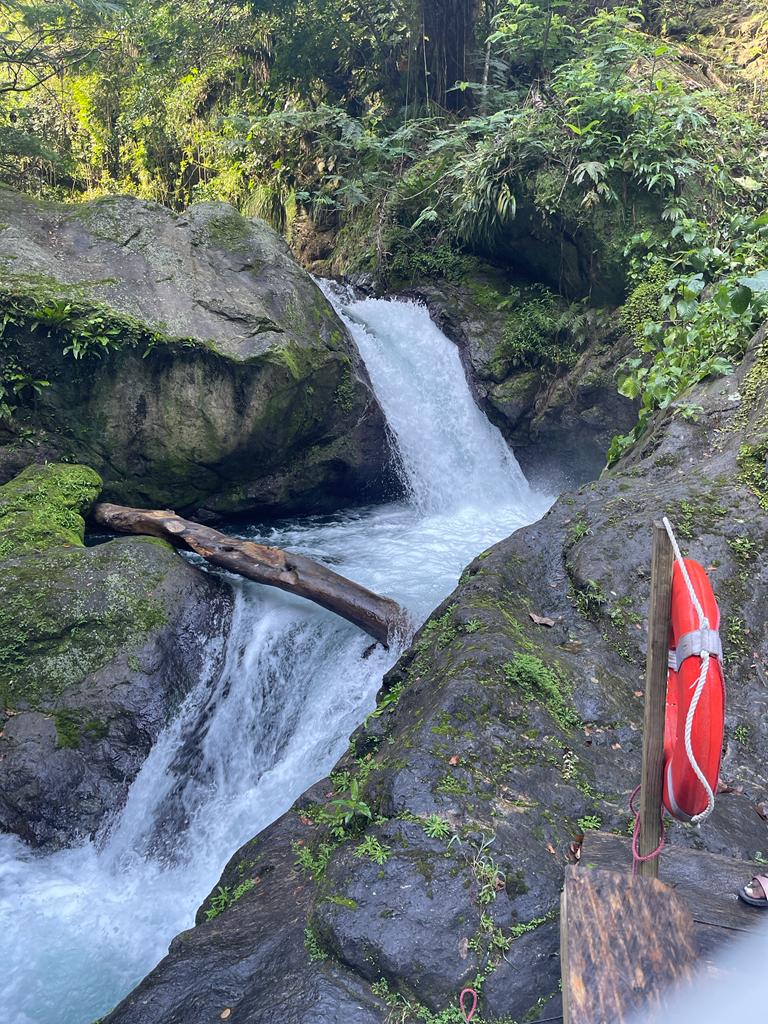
[0,290,551,1023]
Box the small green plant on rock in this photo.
[726,616,748,659]
[502,654,580,730]
[327,778,372,832]
[508,909,557,939]
[423,814,451,840]
[568,515,591,545]
[574,580,607,620]
[436,773,469,796]
[468,913,510,956]
[467,833,506,906]
[370,679,405,718]
[304,926,328,962]
[729,536,758,563]
[354,835,391,865]
[732,724,751,747]
[577,814,602,832]
[293,840,335,880]
[204,879,256,921]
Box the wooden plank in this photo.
[561,865,696,1024]
[581,832,761,933]
[638,521,674,878]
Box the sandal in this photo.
[738,874,768,908]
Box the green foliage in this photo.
[468,833,506,905]
[502,654,580,730]
[567,515,590,545]
[354,834,391,865]
[620,262,669,345]
[491,286,577,376]
[507,909,557,939]
[422,814,452,840]
[577,814,602,831]
[732,724,750,747]
[436,773,469,796]
[293,840,335,880]
[609,263,768,464]
[370,678,405,717]
[1,286,164,360]
[725,615,748,659]
[415,608,458,656]
[303,926,328,962]
[326,777,373,833]
[738,443,768,509]
[390,240,475,284]
[204,878,256,921]
[3,0,768,476]
[574,580,607,620]
[728,536,758,564]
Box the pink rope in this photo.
[460,987,478,1021]
[630,783,665,876]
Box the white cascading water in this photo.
[0,289,551,1024]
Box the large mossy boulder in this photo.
[0,463,233,847]
[0,189,392,517]
[106,332,768,1023]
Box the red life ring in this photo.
[663,559,725,822]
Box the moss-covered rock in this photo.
[0,463,233,847]
[0,462,101,559]
[0,189,392,517]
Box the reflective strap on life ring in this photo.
[667,627,723,674]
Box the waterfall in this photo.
[0,291,551,1024]
[320,284,532,513]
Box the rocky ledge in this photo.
[105,326,768,1023]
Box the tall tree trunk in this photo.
[416,0,479,110]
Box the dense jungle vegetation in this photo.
[2,0,768,459]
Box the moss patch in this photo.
[502,654,580,731]
[0,463,102,560]
[0,536,170,709]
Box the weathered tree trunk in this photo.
[91,503,409,647]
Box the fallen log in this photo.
[90,502,409,647]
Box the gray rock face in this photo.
[0,189,393,516]
[0,535,232,848]
[105,327,768,1023]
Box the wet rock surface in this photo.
[105,333,768,1019]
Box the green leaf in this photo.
[730,285,753,314]
[733,176,763,192]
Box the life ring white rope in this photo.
[662,516,716,825]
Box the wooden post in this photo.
[638,521,674,878]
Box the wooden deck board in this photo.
[561,832,766,1022]
[580,831,762,934]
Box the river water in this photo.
[0,287,551,1023]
